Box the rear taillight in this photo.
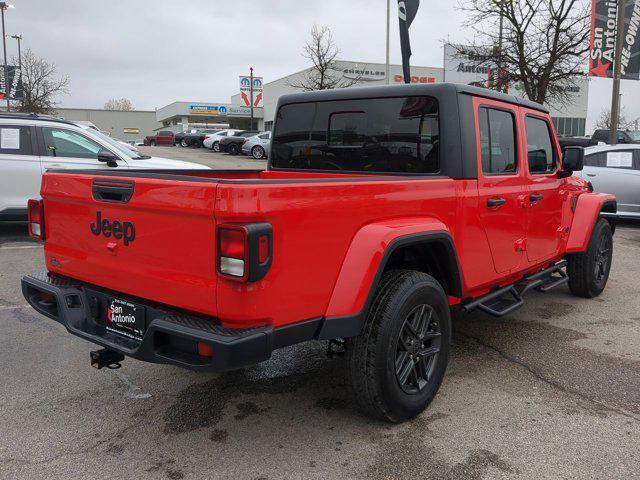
[217,223,272,282]
[28,199,45,240]
[243,138,249,144]
[219,227,247,278]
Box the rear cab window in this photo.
[271,96,440,174]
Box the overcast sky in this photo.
[5,0,632,132]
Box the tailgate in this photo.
[41,172,219,316]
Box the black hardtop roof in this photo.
[0,112,76,126]
[277,82,549,114]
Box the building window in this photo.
[552,116,585,137]
[264,121,274,131]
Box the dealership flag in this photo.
[590,0,640,79]
[398,0,420,83]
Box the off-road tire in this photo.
[346,270,451,422]
[567,218,613,298]
[252,146,266,160]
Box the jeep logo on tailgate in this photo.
[90,211,135,246]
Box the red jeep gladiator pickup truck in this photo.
[22,84,616,422]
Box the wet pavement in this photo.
[1,217,639,479]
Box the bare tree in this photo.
[456,0,590,105]
[104,98,134,111]
[16,49,69,114]
[289,25,359,91]
[595,107,639,131]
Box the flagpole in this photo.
[386,0,390,85]
[610,0,626,145]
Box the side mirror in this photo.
[97,149,119,168]
[560,146,584,178]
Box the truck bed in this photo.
[39,168,472,329]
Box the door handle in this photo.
[530,193,544,203]
[487,197,506,208]
[586,173,596,177]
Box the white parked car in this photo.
[242,131,271,159]
[0,114,209,221]
[203,129,243,151]
[578,143,640,220]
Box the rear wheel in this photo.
[212,141,220,152]
[252,146,265,160]
[228,143,240,155]
[567,218,613,298]
[180,139,188,148]
[149,140,156,147]
[346,270,451,423]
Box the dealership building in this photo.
[154,102,262,133]
[226,47,589,136]
[55,44,589,139]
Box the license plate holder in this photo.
[105,297,145,339]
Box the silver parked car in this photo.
[242,131,271,159]
[580,144,640,219]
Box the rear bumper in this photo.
[21,271,275,372]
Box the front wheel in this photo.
[212,142,220,152]
[346,270,451,423]
[149,140,156,147]
[252,146,265,159]
[567,217,613,298]
[180,139,188,148]
[228,144,240,155]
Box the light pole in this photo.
[10,34,21,70]
[0,2,12,112]
[385,0,390,85]
[249,67,254,131]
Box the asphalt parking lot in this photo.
[1,151,639,479]
[137,145,268,169]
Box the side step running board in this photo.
[462,260,568,317]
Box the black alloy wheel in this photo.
[395,304,441,394]
[594,232,612,288]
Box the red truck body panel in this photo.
[41,173,219,316]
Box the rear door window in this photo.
[478,107,517,175]
[0,126,34,156]
[271,96,440,174]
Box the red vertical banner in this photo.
[590,0,640,79]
